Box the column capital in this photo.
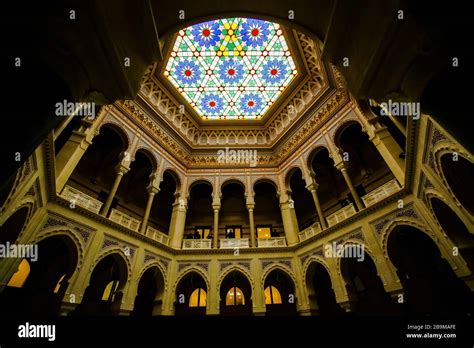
[148,172,162,188]
[306,181,319,192]
[212,204,221,212]
[246,203,255,211]
[147,185,160,195]
[116,164,130,176]
[334,160,347,172]
[173,195,187,210]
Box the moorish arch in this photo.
[187,178,214,196]
[253,180,283,239]
[437,152,474,215]
[339,242,398,316]
[131,264,166,316]
[220,177,246,193]
[0,205,31,245]
[133,147,159,173]
[304,259,343,317]
[72,251,130,316]
[219,268,253,316]
[219,181,248,239]
[262,266,298,316]
[185,181,214,240]
[152,169,181,233]
[334,121,394,201]
[98,122,130,151]
[174,269,209,316]
[0,234,79,317]
[286,167,317,230]
[429,196,474,272]
[387,224,474,315]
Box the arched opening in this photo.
[305,262,343,317]
[131,266,165,316]
[0,206,30,244]
[220,182,248,243]
[264,269,297,316]
[73,253,128,316]
[340,246,398,315]
[287,168,317,230]
[220,270,252,315]
[431,197,474,272]
[175,271,207,316]
[6,259,31,288]
[440,154,474,214]
[189,288,207,308]
[387,225,474,315]
[152,170,179,233]
[0,235,78,317]
[65,125,128,214]
[253,181,283,243]
[335,123,394,207]
[113,150,154,228]
[184,181,213,241]
[309,147,350,220]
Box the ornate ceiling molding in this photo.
[112,27,352,168]
[137,31,330,148]
[116,85,348,168]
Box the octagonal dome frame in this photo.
[156,17,308,127]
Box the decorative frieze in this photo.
[371,203,420,237]
[40,212,94,245]
[101,234,137,259]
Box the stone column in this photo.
[247,204,256,248]
[335,161,364,211]
[279,191,300,246]
[306,180,327,229]
[246,190,256,248]
[140,186,159,234]
[168,194,187,249]
[212,205,220,249]
[100,163,129,216]
[56,118,95,193]
[369,121,405,184]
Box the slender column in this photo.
[212,205,220,249]
[335,161,364,211]
[100,164,129,216]
[56,118,95,193]
[306,181,327,229]
[140,186,159,234]
[279,192,300,246]
[247,204,256,248]
[168,195,187,249]
[300,157,326,229]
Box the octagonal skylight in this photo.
[164,18,298,120]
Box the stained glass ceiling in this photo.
[164,18,298,120]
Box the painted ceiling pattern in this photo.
[164,18,297,120]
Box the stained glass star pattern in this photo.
[164,18,298,120]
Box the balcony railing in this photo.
[362,178,401,207]
[146,226,169,245]
[298,222,322,242]
[257,237,287,247]
[60,185,103,214]
[327,203,356,227]
[220,238,249,249]
[182,239,212,249]
[109,209,141,232]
